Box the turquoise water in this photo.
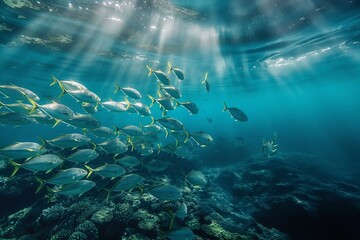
[1,1,360,239]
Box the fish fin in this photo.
[9,160,21,177]
[27,97,38,114]
[150,116,155,125]
[37,136,48,147]
[222,102,228,112]
[84,165,93,178]
[164,128,169,138]
[147,95,155,108]
[156,83,163,96]
[52,119,61,128]
[146,65,153,76]
[0,101,3,108]
[174,99,180,108]
[104,188,112,202]
[156,144,162,154]
[201,72,208,84]
[91,142,97,151]
[167,62,172,74]
[174,139,179,148]
[168,209,175,231]
[114,82,121,94]
[113,125,120,135]
[35,176,46,193]
[127,137,135,151]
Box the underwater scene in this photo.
[0,0,360,239]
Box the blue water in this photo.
[1,0,360,239]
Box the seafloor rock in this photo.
[74,220,99,239]
[201,220,251,240]
[91,207,113,224]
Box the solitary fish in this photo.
[0,84,40,101]
[146,65,171,86]
[222,102,248,122]
[0,142,47,160]
[47,180,95,197]
[148,184,181,201]
[175,101,199,115]
[114,83,142,99]
[201,72,210,93]
[168,62,184,80]
[9,154,63,176]
[65,149,99,163]
[35,167,88,193]
[0,112,36,126]
[85,163,126,179]
[186,170,207,188]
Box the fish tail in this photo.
[27,97,38,114]
[35,176,46,193]
[124,98,131,110]
[174,99,180,108]
[9,160,21,177]
[147,95,155,108]
[156,83,163,96]
[51,76,67,97]
[201,72,208,84]
[150,116,155,125]
[90,142,97,151]
[184,130,191,143]
[104,188,112,202]
[52,119,61,128]
[167,62,172,74]
[0,100,3,108]
[37,136,48,148]
[114,83,121,94]
[84,165,93,178]
[156,143,162,154]
[222,102,228,112]
[164,128,169,138]
[146,65,153,76]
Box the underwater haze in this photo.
[1,0,360,240]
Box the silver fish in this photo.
[148,95,175,111]
[0,101,32,114]
[222,102,248,122]
[28,99,76,126]
[64,114,100,129]
[65,149,99,163]
[175,101,199,114]
[146,65,171,86]
[81,102,98,114]
[0,84,40,101]
[85,163,126,178]
[166,227,194,240]
[51,76,88,92]
[35,168,88,193]
[168,62,184,80]
[148,184,181,201]
[0,142,46,160]
[114,83,142,99]
[101,100,129,112]
[0,112,36,126]
[89,126,116,138]
[189,131,213,147]
[175,202,188,219]
[151,117,185,131]
[186,170,207,188]
[143,159,169,172]
[9,154,63,176]
[130,101,151,116]
[40,133,91,149]
[97,138,128,155]
[48,179,95,197]
[66,89,101,104]
[157,84,182,99]
[116,125,143,137]
[106,174,145,201]
[115,155,140,168]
